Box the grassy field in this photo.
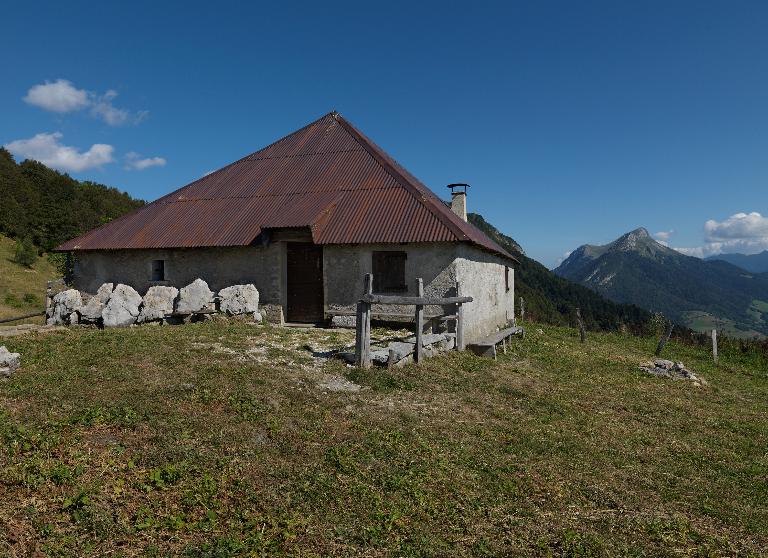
[0,234,59,323]
[682,310,764,340]
[1,319,767,556]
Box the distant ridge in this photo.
[468,214,652,332]
[555,228,768,338]
[706,250,768,274]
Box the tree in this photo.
[13,236,38,267]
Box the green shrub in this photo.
[13,236,38,267]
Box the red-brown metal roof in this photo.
[56,112,516,261]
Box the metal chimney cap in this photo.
[447,183,470,194]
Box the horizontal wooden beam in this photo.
[360,294,473,305]
[0,311,45,325]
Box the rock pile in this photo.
[638,359,707,386]
[340,332,456,367]
[46,279,262,328]
[0,346,20,378]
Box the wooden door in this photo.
[286,242,324,323]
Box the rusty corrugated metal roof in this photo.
[56,112,517,261]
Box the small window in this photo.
[151,259,165,281]
[505,266,510,292]
[372,251,407,293]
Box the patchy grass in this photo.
[0,234,59,323]
[1,319,767,556]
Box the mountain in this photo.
[706,251,768,273]
[554,228,768,338]
[468,214,653,332]
[0,148,144,252]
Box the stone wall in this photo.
[323,242,458,318]
[71,241,515,342]
[455,244,515,342]
[73,245,282,303]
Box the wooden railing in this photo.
[354,274,473,368]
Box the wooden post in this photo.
[655,320,674,357]
[355,274,373,368]
[354,300,364,367]
[456,281,465,351]
[45,280,53,317]
[387,348,396,369]
[415,278,424,363]
[575,307,586,343]
[362,274,372,368]
[712,328,718,364]
[519,297,525,322]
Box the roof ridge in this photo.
[332,114,471,244]
[155,111,340,204]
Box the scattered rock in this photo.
[318,375,362,392]
[0,346,21,377]
[330,315,356,328]
[138,286,179,323]
[102,284,142,327]
[252,311,263,323]
[176,279,215,314]
[638,359,708,386]
[218,284,259,315]
[80,283,114,323]
[47,289,83,325]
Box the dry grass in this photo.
[1,318,766,557]
[0,235,58,323]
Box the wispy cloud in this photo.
[653,230,674,246]
[5,132,114,173]
[674,212,768,257]
[23,79,148,126]
[124,151,166,170]
[555,250,572,266]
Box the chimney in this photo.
[447,183,469,221]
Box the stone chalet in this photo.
[56,112,518,342]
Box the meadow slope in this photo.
[0,234,58,322]
[1,320,766,556]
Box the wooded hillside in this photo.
[0,148,144,252]
[468,213,653,333]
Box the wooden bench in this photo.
[467,326,524,359]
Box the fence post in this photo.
[456,281,465,351]
[355,273,373,368]
[519,297,525,323]
[712,328,718,364]
[415,278,424,363]
[576,307,586,343]
[362,273,372,368]
[655,320,674,357]
[45,280,53,317]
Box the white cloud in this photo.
[555,250,572,266]
[674,212,768,257]
[5,132,114,173]
[23,79,147,126]
[125,151,166,170]
[23,79,89,113]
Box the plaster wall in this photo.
[72,245,282,303]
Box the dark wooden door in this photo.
[286,243,324,323]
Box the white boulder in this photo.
[0,346,21,377]
[102,284,142,327]
[138,286,179,323]
[80,283,114,323]
[218,284,259,315]
[47,289,83,325]
[176,279,215,314]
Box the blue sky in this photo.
[3,0,767,267]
